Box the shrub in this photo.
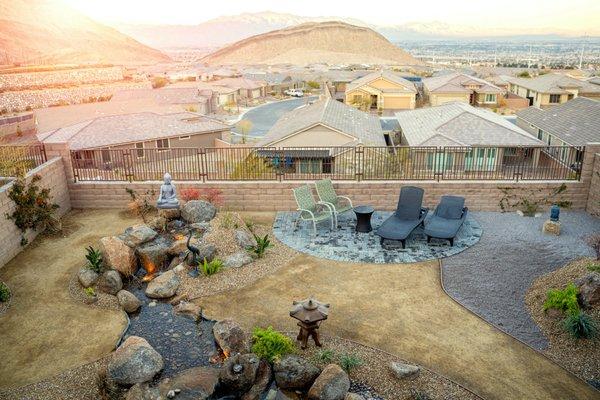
[84,287,96,297]
[251,326,295,363]
[587,262,600,273]
[563,312,598,339]
[0,282,10,302]
[151,76,168,89]
[307,81,320,89]
[180,188,201,202]
[517,71,531,78]
[543,283,579,315]
[339,353,362,373]
[125,188,155,223]
[220,211,239,229]
[247,233,271,258]
[316,349,335,363]
[85,246,103,273]
[202,188,223,207]
[200,258,223,276]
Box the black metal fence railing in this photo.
[69,145,585,183]
[0,144,47,177]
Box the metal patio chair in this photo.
[292,185,335,236]
[315,179,353,227]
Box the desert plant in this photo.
[180,188,201,202]
[85,246,103,273]
[220,211,239,229]
[543,283,579,315]
[410,389,432,400]
[517,71,531,78]
[230,154,273,180]
[587,262,600,273]
[125,188,155,223]
[339,353,362,373]
[151,76,168,89]
[498,184,571,215]
[0,282,10,302]
[244,218,255,232]
[200,258,223,276]
[563,311,598,339]
[84,287,96,297]
[201,188,223,207]
[247,233,271,258]
[251,326,295,363]
[316,349,335,363]
[5,175,59,246]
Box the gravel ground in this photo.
[442,211,600,350]
[68,270,120,310]
[525,258,600,387]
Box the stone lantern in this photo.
[290,296,330,349]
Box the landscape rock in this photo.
[308,364,350,400]
[224,251,253,268]
[145,270,180,299]
[158,208,181,220]
[173,301,202,321]
[189,222,211,234]
[148,216,167,232]
[181,200,216,223]
[78,267,99,288]
[137,237,172,271]
[389,361,420,379]
[158,366,220,400]
[344,394,364,400]
[575,272,600,308]
[107,336,164,386]
[213,319,251,356]
[235,229,256,249]
[219,353,260,395]
[125,383,160,400]
[274,355,320,390]
[117,290,142,313]
[168,236,200,256]
[264,389,295,400]
[185,243,217,266]
[173,263,186,273]
[120,225,158,248]
[169,293,189,306]
[241,359,272,400]
[100,236,137,276]
[97,270,123,295]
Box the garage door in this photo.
[384,96,412,109]
[433,94,469,106]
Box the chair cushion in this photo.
[376,215,421,240]
[395,186,424,220]
[436,196,465,220]
[424,215,464,239]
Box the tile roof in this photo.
[39,112,230,150]
[506,73,600,94]
[346,70,417,93]
[213,77,266,90]
[258,98,385,147]
[395,102,543,147]
[111,87,210,105]
[516,97,600,146]
[423,73,502,94]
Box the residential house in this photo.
[213,78,267,100]
[422,73,503,107]
[345,70,417,112]
[0,112,36,143]
[506,73,600,108]
[110,87,217,114]
[243,73,303,95]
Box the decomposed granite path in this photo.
[0,209,135,389]
[197,254,599,400]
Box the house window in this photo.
[101,149,111,163]
[537,129,543,140]
[484,94,497,103]
[549,94,561,103]
[135,142,144,158]
[156,138,169,151]
[547,135,552,146]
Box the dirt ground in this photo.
[0,209,136,389]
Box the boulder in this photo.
[168,236,200,256]
[389,361,420,379]
[97,270,123,295]
[185,244,217,266]
[575,272,600,308]
[344,394,364,400]
[242,359,272,400]
[158,208,181,220]
[173,301,202,321]
[148,217,167,232]
[107,336,164,386]
[158,366,219,400]
[274,355,320,390]
[224,251,253,268]
[264,389,295,400]
[212,319,251,356]
[189,222,211,234]
[120,225,158,248]
[308,364,350,400]
[100,236,137,276]
[117,290,142,313]
[137,237,172,271]
[181,201,216,223]
[219,353,260,395]
[125,383,160,400]
[235,229,256,249]
[78,267,99,288]
[145,270,180,299]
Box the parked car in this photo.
[285,89,304,97]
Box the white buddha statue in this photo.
[157,173,180,209]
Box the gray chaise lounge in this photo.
[423,195,468,247]
[376,186,428,249]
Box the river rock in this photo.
[107,336,164,386]
[168,236,201,256]
[100,236,137,276]
[213,319,250,356]
[117,290,142,313]
[575,272,600,308]
[242,359,272,400]
[219,353,260,395]
[173,301,202,321]
[274,355,320,390]
[235,229,256,249]
[389,361,420,379]
[97,270,123,295]
[308,364,350,400]
[120,225,158,248]
[78,267,99,288]
[137,237,172,271]
[158,366,219,400]
[181,200,216,223]
[125,383,160,400]
[145,270,180,299]
[224,251,253,268]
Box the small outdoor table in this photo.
[354,205,375,233]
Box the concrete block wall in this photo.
[0,157,71,268]
[586,153,600,216]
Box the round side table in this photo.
[353,205,375,233]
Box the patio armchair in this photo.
[423,196,468,247]
[376,186,428,249]
[315,179,353,227]
[292,185,335,236]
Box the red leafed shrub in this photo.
[179,188,223,206]
[180,188,201,201]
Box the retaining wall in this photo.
[587,153,600,216]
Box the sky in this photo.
[62,0,600,34]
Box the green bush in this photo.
[84,287,96,297]
[85,246,103,273]
[587,263,600,273]
[316,349,335,363]
[543,283,579,315]
[339,353,362,373]
[0,282,10,302]
[247,233,272,258]
[200,258,223,276]
[563,312,598,339]
[251,326,295,363]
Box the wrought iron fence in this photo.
[0,144,47,177]
[70,145,584,182]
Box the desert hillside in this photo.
[201,21,422,66]
[0,0,170,65]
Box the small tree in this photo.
[306,81,320,90]
[517,71,531,78]
[231,154,273,180]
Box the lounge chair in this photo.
[292,185,335,236]
[376,186,428,249]
[315,179,353,227]
[423,196,468,247]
